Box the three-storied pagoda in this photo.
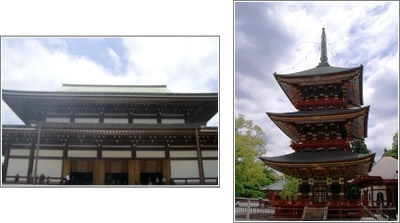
[2,84,218,185]
[261,28,375,205]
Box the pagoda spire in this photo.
[317,27,330,67]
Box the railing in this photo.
[291,139,350,151]
[170,177,218,185]
[235,205,398,221]
[295,97,346,110]
[3,175,64,185]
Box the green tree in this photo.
[235,114,278,198]
[280,176,298,200]
[351,139,371,154]
[386,131,398,159]
[346,184,361,200]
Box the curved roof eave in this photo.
[2,89,218,98]
[260,151,375,164]
[274,65,362,78]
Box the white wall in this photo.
[202,160,218,178]
[161,119,185,124]
[170,160,199,178]
[33,159,62,178]
[36,149,63,157]
[68,150,97,158]
[46,117,70,123]
[102,150,131,158]
[104,118,129,124]
[201,150,218,158]
[10,149,30,156]
[170,150,197,158]
[133,118,157,124]
[136,150,165,158]
[74,117,99,123]
[7,158,29,177]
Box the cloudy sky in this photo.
[235,1,399,160]
[1,36,219,126]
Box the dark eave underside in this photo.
[267,106,369,118]
[2,123,218,131]
[260,151,375,164]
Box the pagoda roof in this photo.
[274,65,361,78]
[59,84,172,93]
[260,178,288,191]
[260,151,374,164]
[266,107,369,140]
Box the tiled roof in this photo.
[369,156,398,179]
[260,178,288,191]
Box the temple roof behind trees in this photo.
[260,178,288,191]
[260,151,374,164]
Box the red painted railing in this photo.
[290,139,350,151]
[295,97,346,110]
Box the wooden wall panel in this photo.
[71,160,93,172]
[105,160,128,173]
[140,160,162,173]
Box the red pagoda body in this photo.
[261,28,375,208]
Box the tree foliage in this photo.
[351,139,371,154]
[235,114,278,198]
[386,131,398,159]
[346,184,361,200]
[280,176,298,200]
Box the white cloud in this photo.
[1,37,219,126]
[235,2,399,160]
[107,47,122,71]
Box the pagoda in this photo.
[261,28,375,206]
[2,84,218,186]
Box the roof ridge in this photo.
[61,83,168,88]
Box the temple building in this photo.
[261,28,375,206]
[2,84,218,185]
[352,154,398,209]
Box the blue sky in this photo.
[1,36,219,126]
[235,1,399,160]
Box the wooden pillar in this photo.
[93,160,99,184]
[162,160,170,184]
[309,178,314,204]
[339,177,345,201]
[63,159,71,177]
[195,129,204,184]
[327,178,332,203]
[27,146,35,177]
[2,147,10,183]
[134,160,141,184]
[98,160,105,184]
[33,127,41,185]
[128,160,136,185]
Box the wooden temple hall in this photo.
[1,84,218,185]
[261,28,376,206]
